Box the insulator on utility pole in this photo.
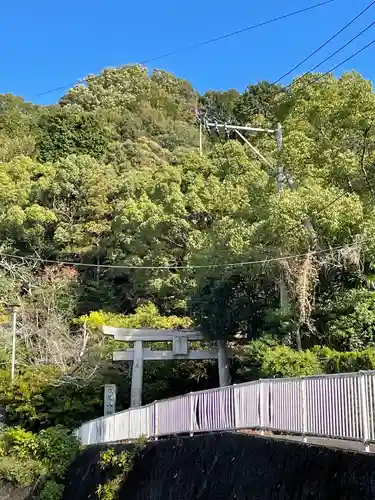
[214,120,220,136]
[275,122,283,150]
[224,122,231,140]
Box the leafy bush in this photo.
[314,346,375,373]
[80,302,193,330]
[260,346,322,378]
[316,289,375,351]
[0,366,62,429]
[239,340,375,381]
[37,426,80,478]
[39,479,65,500]
[2,426,39,459]
[0,455,45,486]
[236,336,280,381]
[0,363,128,431]
[97,436,148,500]
[0,425,79,497]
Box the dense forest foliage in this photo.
[1,64,375,451]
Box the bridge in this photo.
[76,370,375,453]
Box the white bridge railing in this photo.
[76,371,375,451]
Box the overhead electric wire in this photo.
[36,0,334,98]
[0,243,364,271]
[272,34,375,109]
[288,36,375,96]
[38,82,83,98]
[284,18,375,92]
[273,0,375,84]
[140,1,334,65]
[277,191,348,241]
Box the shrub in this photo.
[2,426,39,459]
[0,425,79,497]
[314,346,375,373]
[261,345,322,378]
[39,479,65,500]
[0,455,46,486]
[0,364,122,431]
[37,426,80,478]
[97,437,148,500]
[236,336,280,381]
[0,366,62,429]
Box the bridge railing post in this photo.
[189,392,194,437]
[153,400,159,441]
[301,377,307,443]
[259,379,265,436]
[359,371,370,452]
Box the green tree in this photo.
[234,81,283,123]
[200,89,241,121]
[37,108,112,162]
[0,94,40,161]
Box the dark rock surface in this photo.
[63,432,375,499]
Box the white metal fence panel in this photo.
[197,387,235,432]
[78,416,109,445]
[77,405,154,445]
[269,378,302,433]
[305,375,362,440]
[128,405,153,439]
[111,410,131,442]
[234,382,259,429]
[156,396,191,436]
[190,393,200,433]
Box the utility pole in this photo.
[199,121,203,156]
[275,122,284,192]
[196,112,304,348]
[275,122,290,310]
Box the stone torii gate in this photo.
[103,327,231,407]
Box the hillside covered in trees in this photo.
[1,64,375,494]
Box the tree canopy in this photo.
[1,65,375,434]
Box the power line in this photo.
[0,244,364,271]
[273,0,375,84]
[300,37,375,89]
[36,0,334,98]
[286,18,375,90]
[277,192,348,241]
[38,82,82,98]
[141,1,334,65]
[279,35,375,103]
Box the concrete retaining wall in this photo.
[63,432,375,499]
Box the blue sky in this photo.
[1,0,375,105]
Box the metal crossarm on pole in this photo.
[205,122,275,134]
